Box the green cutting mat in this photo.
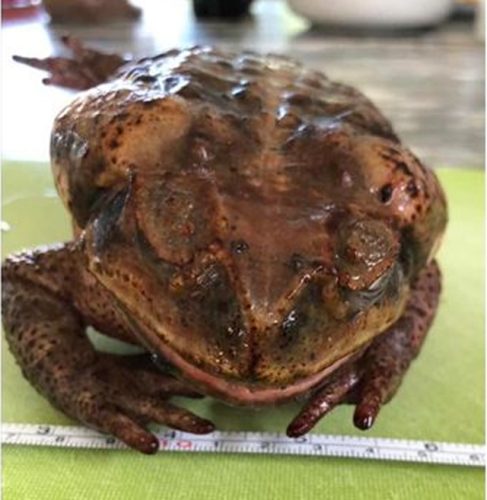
[2,162,484,500]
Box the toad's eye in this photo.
[336,218,400,291]
[343,262,404,313]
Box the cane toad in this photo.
[3,45,447,453]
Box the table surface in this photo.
[1,0,484,168]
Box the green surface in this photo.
[2,162,485,499]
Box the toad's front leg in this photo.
[2,244,214,454]
[287,261,441,437]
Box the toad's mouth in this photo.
[156,340,364,406]
[120,304,364,405]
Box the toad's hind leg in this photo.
[287,260,441,437]
[13,36,125,90]
[2,244,214,454]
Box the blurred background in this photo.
[1,0,484,168]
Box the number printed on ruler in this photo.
[2,423,485,468]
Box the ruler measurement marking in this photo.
[6,432,451,453]
[2,423,484,467]
[3,427,482,450]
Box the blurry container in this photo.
[193,0,254,19]
[2,0,39,7]
[287,0,455,28]
[2,0,41,21]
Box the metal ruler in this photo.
[2,423,484,467]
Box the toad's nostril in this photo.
[230,239,249,254]
[288,253,308,272]
[378,183,394,204]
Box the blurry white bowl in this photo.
[287,0,454,28]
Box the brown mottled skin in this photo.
[3,44,447,453]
